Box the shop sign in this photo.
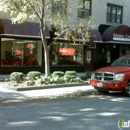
[14,49,22,56]
[26,44,35,49]
[113,33,130,41]
[59,48,75,56]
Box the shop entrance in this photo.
[107,45,119,65]
[84,48,93,71]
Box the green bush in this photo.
[24,80,35,86]
[86,71,94,79]
[64,71,77,77]
[10,72,24,82]
[63,76,82,83]
[40,76,52,84]
[40,76,65,85]
[52,71,64,77]
[9,71,84,86]
[27,71,41,80]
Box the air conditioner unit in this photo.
[88,43,96,48]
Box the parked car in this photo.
[90,55,130,96]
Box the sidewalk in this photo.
[0,74,97,101]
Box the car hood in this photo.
[95,66,130,74]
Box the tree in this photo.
[0,0,95,76]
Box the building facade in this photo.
[51,0,130,72]
[91,0,130,70]
[0,0,130,74]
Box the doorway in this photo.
[107,44,119,65]
[84,48,93,71]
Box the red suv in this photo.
[90,55,130,96]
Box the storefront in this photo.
[94,25,130,70]
[0,19,50,74]
[0,19,104,74]
[50,29,103,72]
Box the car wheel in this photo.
[123,82,130,96]
[97,90,109,94]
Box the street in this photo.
[0,93,129,130]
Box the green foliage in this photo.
[9,71,83,86]
[40,76,52,84]
[52,71,64,77]
[70,77,82,83]
[24,80,35,86]
[64,71,77,78]
[63,76,82,83]
[86,71,94,79]
[27,71,41,80]
[40,76,65,84]
[10,72,24,82]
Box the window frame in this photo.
[78,0,91,19]
[106,3,123,23]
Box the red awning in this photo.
[0,19,50,39]
[103,25,130,42]
[90,29,102,42]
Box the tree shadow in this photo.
[0,93,129,130]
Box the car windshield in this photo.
[111,57,130,66]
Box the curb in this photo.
[17,81,90,91]
[0,88,98,103]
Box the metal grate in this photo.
[94,72,114,81]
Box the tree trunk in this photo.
[40,21,50,76]
[44,45,50,76]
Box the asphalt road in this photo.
[0,93,129,130]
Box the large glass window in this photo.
[1,38,42,67]
[107,3,123,23]
[78,0,91,18]
[52,42,83,66]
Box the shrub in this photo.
[41,76,52,84]
[52,76,65,84]
[64,71,77,77]
[27,71,41,80]
[10,72,24,83]
[9,71,84,86]
[63,76,82,83]
[24,80,35,86]
[52,71,64,77]
[86,71,94,79]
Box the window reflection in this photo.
[1,38,42,66]
[52,42,83,66]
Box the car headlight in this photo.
[114,74,125,81]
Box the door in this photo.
[84,48,93,71]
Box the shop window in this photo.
[1,38,42,67]
[120,45,130,57]
[78,0,91,18]
[52,42,83,66]
[107,3,123,23]
[86,50,91,63]
[51,0,67,15]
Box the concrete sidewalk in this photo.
[0,73,97,101]
[0,82,96,101]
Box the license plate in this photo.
[97,83,103,87]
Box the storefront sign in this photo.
[59,48,75,56]
[113,33,130,41]
[14,49,22,56]
[26,44,35,49]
